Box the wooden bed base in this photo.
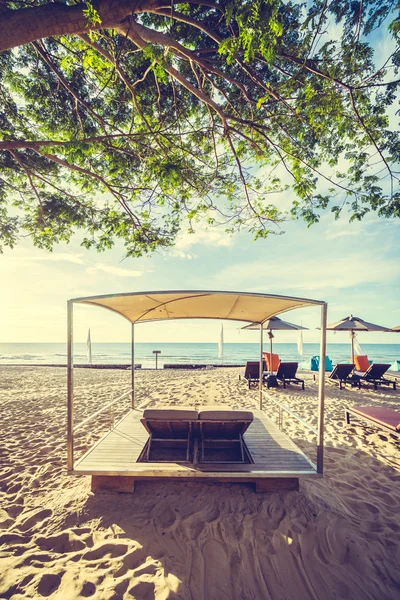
[91,475,299,494]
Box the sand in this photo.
[0,365,399,599]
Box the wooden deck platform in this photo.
[73,409,319,489]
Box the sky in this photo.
[1,209,399,345]
[1,10,399,347]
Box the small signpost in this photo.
[153,350,161,369]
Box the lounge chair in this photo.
[345,406,400,437]
[328,363,360,390]
[197,407,254,463]
[240,361,266,388]
[353,364,396,390]
[141,408,198,462]
[263,352,280,373]
[275,362,305,390]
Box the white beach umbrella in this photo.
[326,315,390,364]
[242,316,308,371]
[87,328,92,365]
[297,329,304,357]
[218,324,224,364]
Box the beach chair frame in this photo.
[276,362,305,390]
[239,361,267,389]
[354,364,396,391]
[140,418,197,462]
[328,364,360,390]
[198,419,253,464]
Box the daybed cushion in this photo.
[351,406,400,431]
[198,407,254,421]
[354,355,370,372]
[143,408,198,420]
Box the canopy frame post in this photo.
[259,323,263,410]
[67,300,74,472]
[131,323,135,409]
[317,302,327,475]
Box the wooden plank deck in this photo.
[73,409,318,479]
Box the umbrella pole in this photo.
[351,331,354,365]
[259,324,263,410]
[269,330,273,374]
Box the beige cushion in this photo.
[143,407,198,421]
[198,407,254,421]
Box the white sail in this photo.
[297,329,304,357]
[352,332,363,356]
[218,324,224,363]
[87,328,92,365]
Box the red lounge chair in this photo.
[329,363,360,390]
[345,406,400,436]
[353,364,396,390]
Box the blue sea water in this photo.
[0,342,399,369]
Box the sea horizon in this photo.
[1,341,399,368]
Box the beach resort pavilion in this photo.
[67,290,327,493]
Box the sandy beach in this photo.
[0,365,399,599]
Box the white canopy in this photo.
[71,290,324,324]
[67,289,328,476]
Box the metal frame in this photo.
[317,303,327,474]
[131,323,135,409]
[259,323,263,409]
[67,300,74,471]
[67,291,327,477]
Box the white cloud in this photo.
[89,263,144,277]
[1,252,86,266]
[326,229,360,240]
[168,249,197,260]
[176,225,234,250]
[215,256,399,292]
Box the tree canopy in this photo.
[0,0,399,256]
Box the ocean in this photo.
[0,342,399,369]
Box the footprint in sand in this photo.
[82,542,129,561]
[128,581,155,599]
[0,508,14,528]
[7,503,24,518]
[151,501,178,529]
[37,572,63,597]
[80,581,97,597]
[202,540,232,600]
[114,547,148,577]
[16,508,52,532]
[36,531,86,553]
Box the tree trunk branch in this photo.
[0,0,159,51]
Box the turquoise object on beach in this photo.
[310,355,333,372]
[390,360,400,371]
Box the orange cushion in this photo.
[354,355,370,372]
[263,352,280,371]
